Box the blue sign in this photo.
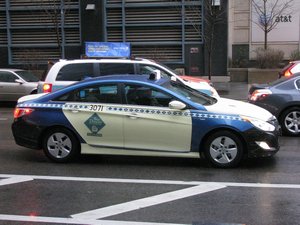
[85,42,130,58]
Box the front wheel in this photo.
[42,127,80,162]
[204,131,244,168]
[280,107,300,136]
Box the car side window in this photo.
[125,84,173,107]
[100,63,135,76]
[139,64,169,79]
[0,72,18,83]
[56,63,95,81]
[295,79,300,89]
[55,84,120,104]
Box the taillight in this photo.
[250,89,272,101]
[43,83,52,93]
[283,63,296,77]
[14,108,34,119]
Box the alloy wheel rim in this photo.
[47,132,72,159]
[209,136,238,164]
[284,111,300,134]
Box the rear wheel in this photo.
[42,127,80,162]
[30,89,37,94]
[204,131,244,168]
[280,107,300,136]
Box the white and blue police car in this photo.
[12,74,280,168]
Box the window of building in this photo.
[0,0,80,64]
[105,0,203,63]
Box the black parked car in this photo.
[249,73,300,136]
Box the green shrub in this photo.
[254,48,284,68]
[290,50,300,61]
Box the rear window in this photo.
[56,63,95,81]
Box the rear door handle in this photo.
[64,109,80,113]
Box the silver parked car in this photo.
[0,69,39,102]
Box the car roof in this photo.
[0,68,25,72]
[55,58,154,65]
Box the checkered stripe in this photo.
[107,106,243,121]
[18,103,64,108]
[17,103,243,121]
[18,103,88,109]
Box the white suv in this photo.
[38,58,219,97]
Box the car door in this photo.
[123,83,192,152]
[0,71,25,101]
[58,83,124,150]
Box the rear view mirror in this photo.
[169,100,186,110]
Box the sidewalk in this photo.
[216,82,250,101]
[202,76,250,101]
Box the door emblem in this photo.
[84,113,106,137]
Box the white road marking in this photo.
[72,184,226,220]
[0,174,298,225]
[0,214,187,225]
[0,176,33,186]
[0,174,300,189]
[0,118,7,121]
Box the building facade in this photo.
[229,0,300,65]
[0,0,228,76]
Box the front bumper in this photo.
[244,128,280,158]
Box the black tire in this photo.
[30,89,37,94]
[42,127,80,162]
[204,131,244,168]
[279,107,300,136]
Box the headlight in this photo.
[241,116,275,132]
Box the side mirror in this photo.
[15,79,24,84]
[169,100,186,110]
[149,70,161,80]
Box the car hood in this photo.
[18,93,48,103]
[204,97,273,121]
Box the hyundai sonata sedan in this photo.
[12,74,280,168]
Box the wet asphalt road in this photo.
[0,103,300,225]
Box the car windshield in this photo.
[16,70,39,82]
[163,80,217,106]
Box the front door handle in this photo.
[126,113,139,119]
